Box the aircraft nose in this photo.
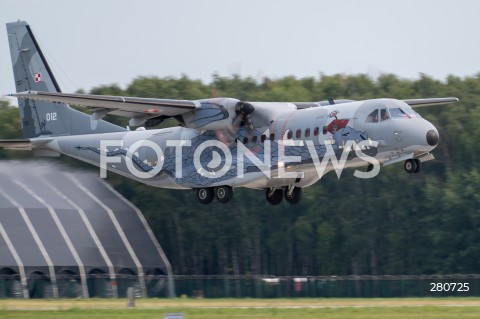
[426,129,439,146]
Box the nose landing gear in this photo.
[404,159,421,174]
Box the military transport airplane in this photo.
[1,21,458,205]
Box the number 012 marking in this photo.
[46,112,57,121]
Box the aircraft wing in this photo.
[0,139,33,150]
[10,91,199,120]
[403,97,459,107]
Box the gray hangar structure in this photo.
[0,160,174,298]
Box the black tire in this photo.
[404,159,417,174]
[215,186,233,203]
[196,188,214,205]
[414,159,421,173]
[266,188,283,205]
[285,187,302,205]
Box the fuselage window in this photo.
[305,128,311,138]
[261,134,266,142]
[287,130,293,139]
[380,108,390,121]
[243,137,248,144]
[313,127,319,136]
[389,108,408,118]
[252,135,258,143]
[366,109,379,123]
[270,133,275,141]
[296,129,302,139]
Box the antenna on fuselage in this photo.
[327,97,335,105]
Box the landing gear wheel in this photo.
[414,159,421,173]
[266,188,283,205]
[196,188,214,205]
[215,186,233,203]
[404,159,418,174]
[284,187,302,205]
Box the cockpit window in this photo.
[366,109,379,123]
[380,108,389,121]
[402,107,420,118]
[389,108,408,118]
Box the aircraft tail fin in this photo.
[6,20,126,138]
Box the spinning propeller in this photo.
[215,101,256,145]
[232,101,255,131]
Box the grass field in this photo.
[1,298,480,318]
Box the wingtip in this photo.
[446,97,460,103]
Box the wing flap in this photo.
[403,97,459,108]
[10,91,198,117]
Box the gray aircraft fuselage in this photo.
[42,97,438,190]
[4,20,451,205]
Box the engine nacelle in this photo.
[181,98,238,130]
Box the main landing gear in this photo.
[266,186,302,205]
[266,188,283,205]
[195,185,303,205]
[196,188,214,204]
[404,159,421,174]
[214,186,233,204]
[196,186,233,204]
[285,186,302,205]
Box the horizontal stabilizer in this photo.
[0,139,32,150]
[10,91,198,118]
[403,97,459,108]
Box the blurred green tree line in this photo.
[1,73,479,276]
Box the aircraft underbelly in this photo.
[49,119,382,191]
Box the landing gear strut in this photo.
[285,186,302,205]
[404,159,421,174]
[266,188,283,205]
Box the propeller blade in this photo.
[234,101,255,132]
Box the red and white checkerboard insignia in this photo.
[34,73,42,83]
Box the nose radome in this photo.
[426,129,439,146]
